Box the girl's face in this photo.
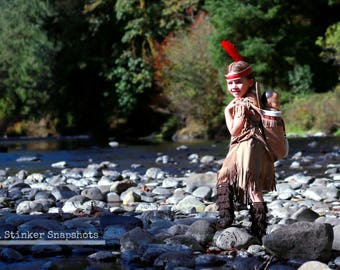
[226,77,254,99]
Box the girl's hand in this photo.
[227,99,248,118]
[226,99,243,111]
[225,99,248,136]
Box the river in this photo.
[0,135,339,270]
[1,135,339,173]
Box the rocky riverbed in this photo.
[0,137,339,270]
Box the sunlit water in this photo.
[1,136,338,174]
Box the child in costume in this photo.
[216,41,276,240]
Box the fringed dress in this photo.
[217,96,275,204]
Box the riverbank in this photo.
[0,136,339,269]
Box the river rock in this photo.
[332,224,340,251]
[164,234,203,251]
[16,155,40,162]
[166,188,186,205]
[4,214,41,227]
[110,179,136,194]
[51,161,67,168]
[16,200,44,214]
[99,214,143,231]
[315,217,340,227]
[135,202,158,212]
[168,224,190,236]
[122,170,140,181]
[145,167,165,180]
[97,176,115,186]
[174,195,206,213]
[0,247,24,262]
[297,260,331,270]
[230,256,264,270]
[302,190,322,202]
[8,181,31,190]
[121,190,141,205]
[183,173,216,188]
[61,195,86,213]
[81,187,104,201]
[8,188,23,200]
[195,253,229,268]
[51,185,78,201]
[15,170,28,180]
[45,175,66,186]
[120,227,156,252]
[155,154,170,164]
[18,218,64,235]
[185,219,215,246]
[263,221,333,261]
[0,169,8,178]
[108,141,119,148]
[103,225,128,244]
[63,217,98,233]
[334,256,340,267]
[102,169,121,178]
[286,173,314,185]
[152,186,172,196]
[83,168,101,178]
[88,250,119,261]
[290,207,320,222]
[34,191,55,200]
[162,177,182,188]
[153,250,195,269]
[200,155,215,164]
[106,192,120,203]
[26,173,45,182]
[31,245,63,257]
[192,186,212,200]
[140,243,192,263]
[213,227,258,250]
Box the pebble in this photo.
[0,139,339,269]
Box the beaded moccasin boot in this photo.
[249,202,268,241]
[216,182,235,230]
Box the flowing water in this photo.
[1,136,339,173]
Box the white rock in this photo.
[108,141,119,147]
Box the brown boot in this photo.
[249,202,268,241]
[216,182,234,230]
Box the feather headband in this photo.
[220,40,252,80]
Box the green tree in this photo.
[100,0,205,137]
[161,16,223,137]
[205,0,339,93]
[0,0,56,121]
[48,0,204,138]
[48,0,120,137]
[109,0,203,116]
[316,21,340,73]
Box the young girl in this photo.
[216,42,276,240]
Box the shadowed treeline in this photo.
[0,0,339,140]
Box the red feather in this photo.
[220,40,243,61]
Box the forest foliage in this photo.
[0,0,339,140]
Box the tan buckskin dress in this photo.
[217,95,275,204]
